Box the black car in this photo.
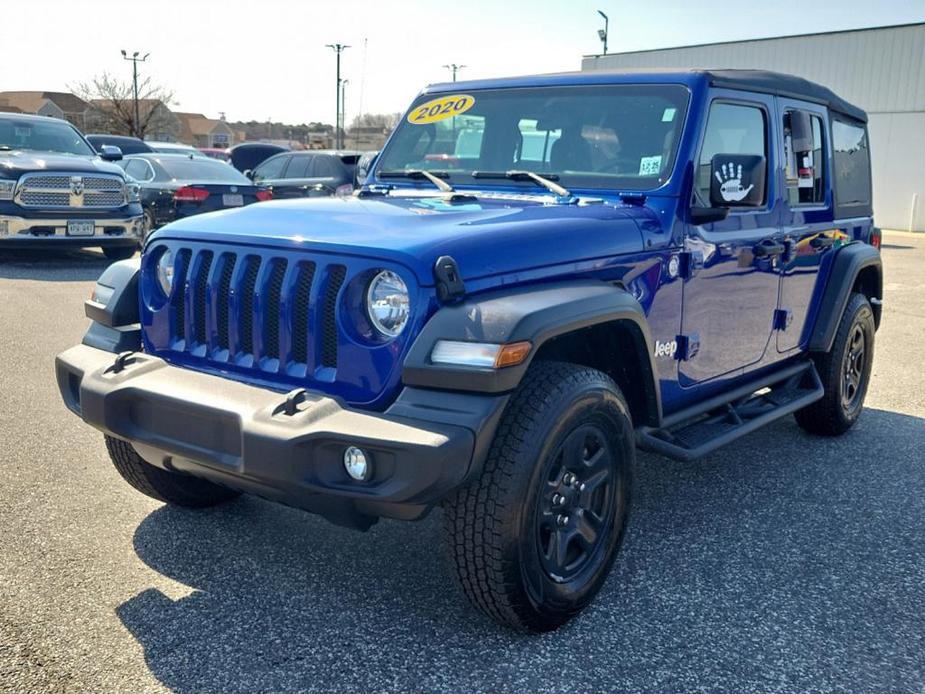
[118,153,272,236]
[86,134,154,155]
[228,142,289,173]
[248,150,361,198]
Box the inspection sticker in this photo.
[639,155,662,176]
[407,94,475,125]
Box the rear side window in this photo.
[312,156,340,177]
[284,155,313,179]
[783,110,825,206]
[832,120,871,209]
[696,102,767,205]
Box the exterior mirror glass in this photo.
[709,154,765,207]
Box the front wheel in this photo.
[795,292,875,436]
[443,361,634,632]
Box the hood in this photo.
[0,151,125,178]
[149,193,655,285]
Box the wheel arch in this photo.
[808,242,882,353]
[402,281,662,427]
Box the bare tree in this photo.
[72,72,176,139]
[350,112,401,130]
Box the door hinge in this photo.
[773,309,793,331]
[676,333,700,361]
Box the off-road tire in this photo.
[795,292,875,436]
[443,361,634,632]
[102,246,137,262]
[105,435,240,507]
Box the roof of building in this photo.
[427,68,867,122]
[0,91,88,114]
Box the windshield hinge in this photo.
[434,255,466,302]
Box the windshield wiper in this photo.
[378,169,455,193]
[472,170,572,199]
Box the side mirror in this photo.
[355,152,378,185]
[709,154,765,207]
[99,145,123,162]
[244,169,255,180]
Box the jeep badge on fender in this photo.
[55,69,882,632]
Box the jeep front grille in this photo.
[163,247,350,371]
[15,172,125,209]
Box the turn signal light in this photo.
[494,341,532,368]
[869,227,882,250]
[174,186,210,202]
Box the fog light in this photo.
[343,446,371,481]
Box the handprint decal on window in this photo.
[714,162,755,202]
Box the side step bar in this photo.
[636,361,824,461]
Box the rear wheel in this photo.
[105,436,240,507]
[795,292,875,436]
[443,361,634,632]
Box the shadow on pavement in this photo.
[0,248,123,281]
[118,408,925,693]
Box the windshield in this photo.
[155,157,249,184]
[376,84,690,192]
[0,117,95,156]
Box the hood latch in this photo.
[434,255,466,302]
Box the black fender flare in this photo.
[402,280,661,424]
[82,258,142,353]
[807,242,882,353]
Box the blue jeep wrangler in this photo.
[55,69,882,631]
[0,112,144,259]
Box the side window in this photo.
[783,111,825,205]
[125,159,153,182]
[832,119,871,208]
[696,103,767,206]
[517,118,560,165]
[312,156,339,177]
[254,155,288,181]
[284,155,313,179]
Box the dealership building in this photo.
[582,22,925,232]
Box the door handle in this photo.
[753,239,786,257]
[810,236,836,249]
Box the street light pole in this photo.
[121,50,149,137]
[442,64,466,82]
[340,79,349,149]
[597,10,609,55]
[326,44,350,148]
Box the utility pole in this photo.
[326,44,350,148]
[340,79,349,149]
[597,10,609,55]
[442,64,466,82]
[121,50,149,137]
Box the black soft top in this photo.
[699,69,866,123]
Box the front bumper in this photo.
[55,344,506,527]
[0,214,143,248]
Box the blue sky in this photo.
[5,0,923,125]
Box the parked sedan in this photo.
[86,134,154,155]
[118,153,272,237]
[248,150,360,198]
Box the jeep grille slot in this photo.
[239,256,262,356]
[171,249,192,342]
[216,253,237,351]
[193,251,214,345]
[321,265,346,368]
[290,261,316,365]
[263,259,288,360]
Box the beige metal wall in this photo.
[582,23,925,231]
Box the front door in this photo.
[776,101,840,352]
[681,93,783,385]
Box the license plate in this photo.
[67,220,95,236]
[223,194,244,207]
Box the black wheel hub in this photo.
[536,424,615,582]
[841,323,867,410]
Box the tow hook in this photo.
[107,351,137,374]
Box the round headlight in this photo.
[156,249,174,296]
[366,270,410,337]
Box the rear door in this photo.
[681,93,783,385]
[272,154,318,199]
[776,101,841,352]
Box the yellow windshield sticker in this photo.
[407,94,475,125]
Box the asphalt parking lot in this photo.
[0,235,923,694]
